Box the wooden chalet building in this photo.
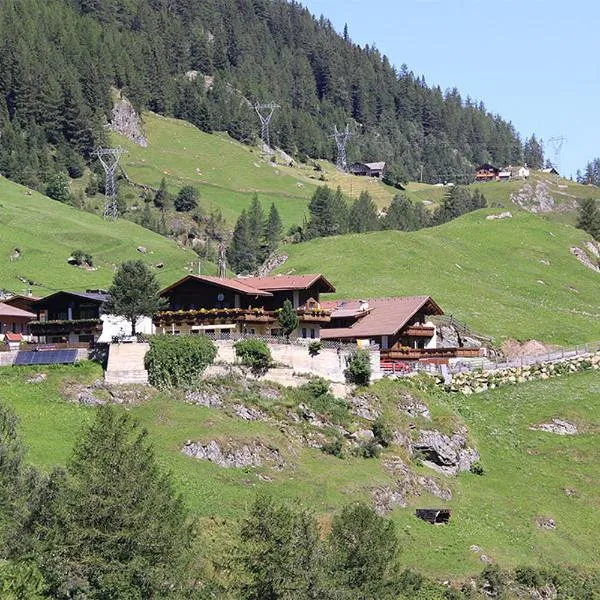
[0,302,36,339]
[155,274,336,339]
[348,161,386,178]
[320,297,480,362]
[29,291,153,344]
[475,163,500,182]
[30,291,108,344]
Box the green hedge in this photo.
[234,339,272,376]
[145,335,217,388]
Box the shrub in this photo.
[470,461,485,476]
[355,439,381,459]
[372,417,393,447]
[234,339,272,376]
[344,349,372,386]
[145,335,217,388]
[70,249,93,267]
[308,341,322,357]
[321,436,344,458]
[299,378,349,425]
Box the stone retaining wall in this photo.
[445,352,600,394]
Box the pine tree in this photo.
[227,210,255,274]
[154,177,171,211]
[523,134,544,169]
[384,194,421,231]
[33,407,192,599]
[576,198,600,241]
[104,260,165,335]
[349,191,379,233]
[265,202,283,253]
[278,298,299,339]
[247,194,266,262]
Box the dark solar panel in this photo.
[14,349,78,366]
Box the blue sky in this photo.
[301,0,599,177]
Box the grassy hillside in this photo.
[278,209,600,345]
[111,112,403,224]
[0,176,201,295]
[2,362,600,579]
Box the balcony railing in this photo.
[381,346,481,361]
[403,325,436,337]
[154,307,331,326]
[29,319,103,336]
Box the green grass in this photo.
[2,363,600,579]
[113,112,409,224]
[279,209,600,345]
[0,176,202,295]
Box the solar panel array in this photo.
[14,349,79,366]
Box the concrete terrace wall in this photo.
[213,340,381,384]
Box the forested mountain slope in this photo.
[0,0,526,195]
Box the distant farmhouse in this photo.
[541,166,559,175]
[349,161,386,178]
[475,163,530,182]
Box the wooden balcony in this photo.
[154,307,332,327]
[381,346,481,361]
[404,325,435,337]
[29,319,102,337]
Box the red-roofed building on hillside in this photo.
[0,302,36,339]
[321,297,480,362]
[155,274,336,339]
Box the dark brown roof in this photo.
[321,296,443,339]
[236,274,336,293]
[159,275,273,297]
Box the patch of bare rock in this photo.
[66,380,150,406]
[535,516,557,530]
[182,439,284,469]
[412,429,480,476]
[502,339,554,359]
[398,391,431,420]
[570,245,600,273]
[26,373,47,384]
[529,419,577,435]
[348,393,380,421]
[108,90,148,147]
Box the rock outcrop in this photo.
[182,439,284,469]
[530,419,577,435]
[412,430,479,476]
[108,92,148,147]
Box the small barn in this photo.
[349,162,386,178]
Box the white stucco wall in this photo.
[97,315,154,343]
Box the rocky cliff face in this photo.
[108,92,148,147]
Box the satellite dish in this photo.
[217,293,225,302]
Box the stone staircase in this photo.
[104,342,150,385]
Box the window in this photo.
[270,328,283,337]
[310,328,316,339]
[301,328,307,338]
[78,334,94,343]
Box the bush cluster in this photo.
[344,349,372,386]
[234,339,272,376]
[145,334,217,388]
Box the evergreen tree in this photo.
[306,186,349,239]
[238,495,328,600]
[265,202,283,253]
[174,185,199,212]
[104,260,165,335]
[154,177,171,211]
[278,299,299,339]
[45,172,70,203]
[33,407,192,599]
[384,194,422,231]
[523,134,544,169]
[349,191,380,233]
[576,198,600,241]
[227,210,256,274]
[328,503,399,597]
[247,193,266,262]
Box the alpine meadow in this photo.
[0,0,600,599]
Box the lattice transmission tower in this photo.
[97,147,126,220]
[332,124,352,171]
[218,243,227,278]
[254,102,280,151]
[546,136,566,175]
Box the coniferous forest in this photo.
[0,0,527,193]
